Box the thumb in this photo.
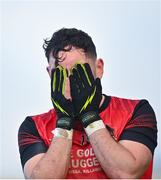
[95,78,102,91]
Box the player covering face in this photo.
[18,28,157,179]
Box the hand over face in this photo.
[69,63,102,127]
[51,66,74,130]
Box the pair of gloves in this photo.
[51,63,102,130]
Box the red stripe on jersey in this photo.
[19,132,42,147]
[125,114,156,129]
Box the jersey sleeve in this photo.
[18,116,47,169]
[119,100,158,155]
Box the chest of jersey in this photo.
[32,97,152,179]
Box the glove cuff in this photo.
[56,117,73,130]
[80,111,100,128]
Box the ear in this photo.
[95,58,104,79]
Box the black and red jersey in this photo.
[18,95,157,179]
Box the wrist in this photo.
[84,120,106,137]
[52,128,73,140]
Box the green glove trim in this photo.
[51,97,69,116]
[80,86,96,113]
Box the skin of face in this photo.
[47,46,104,79]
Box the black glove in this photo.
[51,66,74,130]
[69,63,102,128]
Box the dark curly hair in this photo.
[43,28,97,64]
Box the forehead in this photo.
[48,47,88,66]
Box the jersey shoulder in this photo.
[31,108,56,121]
[19,109,56,128]
[110,96,140,111]
[19,109,57,147]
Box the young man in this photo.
[18,28,157,179]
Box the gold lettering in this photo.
[71,159,79,168]
[77,149,84,157]
[86,158,93,167]
[93,157,99,166]
[79,159,86,168]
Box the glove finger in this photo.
[69,74,79,98]
[51,68,57,93]
[54,67,61,93]
[59,67,63,94]
[76,64,91,88]
[95,78,102,92]
[59,68,67,95]
[84,63,95,85]
[72,68,84,91]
